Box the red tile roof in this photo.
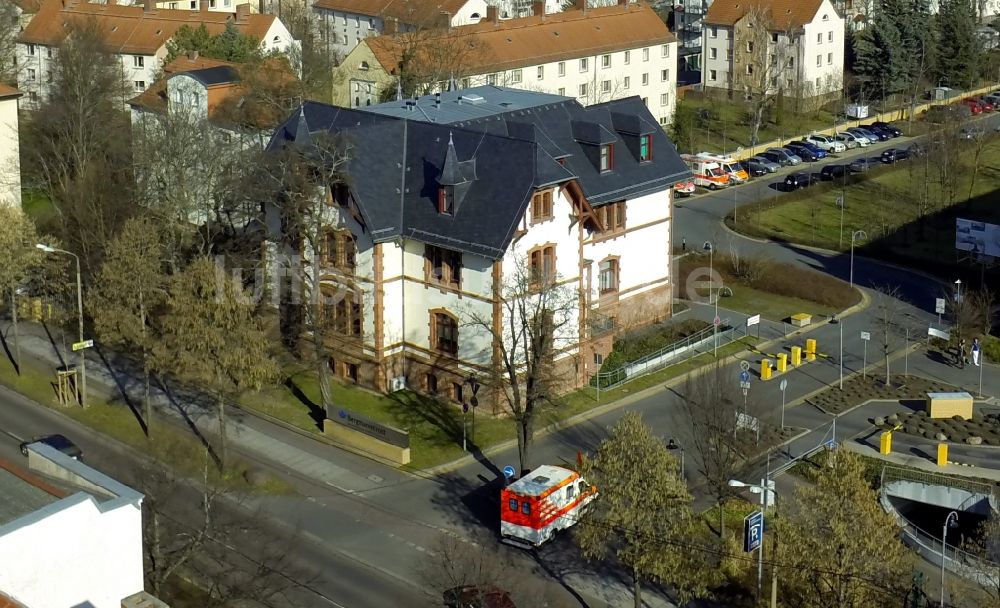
[20,0,277,55]
[313,0,471,26]
[0,85,23,99]
[705,0,825,28]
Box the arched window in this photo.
[431,310,459,355]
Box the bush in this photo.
[983,335,1000,365]
[967,436,983,445]
[592,318,712,386]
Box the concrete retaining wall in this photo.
[323,419,411,465]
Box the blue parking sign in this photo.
[744,511,764,553]
[740,370,751,384]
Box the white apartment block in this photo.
[264,87,688,402]
[334,1,678,125]
[702,0,844,103]
[0,443,149,608]
[17,0,296,107]
[0,86,21,208]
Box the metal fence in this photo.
[591,320,749,398]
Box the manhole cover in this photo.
[368,474,384,484]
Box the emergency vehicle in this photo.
[500,465,597,548]
[695,152,749,184]
[680,154,730,190]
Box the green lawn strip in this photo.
[0,358,294,494]
[21,188,57,228]
[721,284,837,322]
[731,136,1000,257]
[675,97,839,153]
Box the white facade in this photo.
[449,41,679,126]
[702,0,844,100]
[16,19,296,106]
[0,90,21,207]
[314,0,488,58]
[0,445,145,608]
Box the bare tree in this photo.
[0,206,43,373]
[960,515,1000,607]
[0,1,19,85]
[464,250,578,474]
[734,3,797,146]
[372,26,490,101]
[873,285,904,386]
[677,361,755,538]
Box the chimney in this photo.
[486,5,499,24]
[532,0,544,17]
[143,0,154,12]
[384,16,398,34]
[199,0,207,11]
[236,3,250,21]
[438,10,451,29]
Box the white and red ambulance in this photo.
[500,465,597,548]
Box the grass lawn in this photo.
[730,133,1000,270]
[21,188,57,228]
[0,357,293,494]
[721,284,838,322]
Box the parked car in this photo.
[674,180,696,196]
[849,157,878,173]
[880,148,910,163]
[963,98,985,114]
[820,164,848,180]
[785,143,819,162]
[925,104,972,123]
[960,125,986,140]
[869,121,902,137]
[833,133,859,149]
[444,586,517,608]
[790,140,829,159]
[907,142,927,157]
[847,128,879,144]
[806,134,846,153]
[865,125,893,141]
[837,131,869,148]
[19,434,83,460]
[747,155,781,173]
[763,148,802,166]
[977,98,995,111]
[740,158,769,177]
[784,172,818,190]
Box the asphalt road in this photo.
[0,384,432,608]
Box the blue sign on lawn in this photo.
[740,370,751,384]
[502,465,516,479]
[744,511,764,553]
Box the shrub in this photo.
[983,335,1000,364]
[936,432,948,441]
[967,436,983,445]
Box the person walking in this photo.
[959,338,967,369]
[972,337,981,367]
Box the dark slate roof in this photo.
[268,102,538,260]
[364,86,569,123]
[172,65,240,87]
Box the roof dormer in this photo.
[571,120,618,173]
[610,111,657,163]
[437,132,476,215]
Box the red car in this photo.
[674,180,696,197]
[963,98,984,114]
[977,97,995,111]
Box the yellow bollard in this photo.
[761,359,772,381]
[791,346,802,366]
[805,338,817,362]
[937,443,948,467]
[777,353,788,373]
[880,431,892,454]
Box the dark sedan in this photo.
[740,159,769,177]
[19,434,83,460]
[849,158,878,173]
[820,164,848,180]
[865,125,893,141]
[870,121,902,137]
[785,143,819,162]
[784,172,819,190]
[881,148,910,163]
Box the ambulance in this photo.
[500,465,597,548]
[695,152,750,184]
[680,154,730,190]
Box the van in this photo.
[695,152,750,184]
[680,154,730,189]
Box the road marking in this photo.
[325,480,356,494]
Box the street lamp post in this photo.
[941,511,959,607]
[466,375,480,447]
[36,244,86,407]
[842,230,867,390]
[704,241,718,357]
[779,378,787,430]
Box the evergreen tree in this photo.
[852,7,906,99]
[165,22,262,65]
[935,0,981,89]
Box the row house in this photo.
[0,85,22,208]
[16,0,296,107]
[264,86,688,404]
[333,0,679,125]
[701,0,844,108]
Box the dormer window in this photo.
[438,186,455,214]
[639,135,652,162]
[600,144,614,172]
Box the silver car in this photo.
[767,147,802,165]
[834,133,861,149]
[849,128,879,144]
[748,155,781,173]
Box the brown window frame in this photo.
[451,382,464,403]
[320,229,357,273]
[596,202,626,236]
[321,288,363,337]
[599,144,614,172]
[431,310,459,356]
[424,244,462,289]
[598,257,620,294]
[425,373,438,395]
[530,190,554,223]
[529,244,557,288]
[438,186,455,215]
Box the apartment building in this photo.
[702,0,844,107]
[0,86,21,208]
[264,86,688,403]
[16,0,296,107]
[333,0,679,125]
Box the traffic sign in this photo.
[935,298,946,314]
[502,465,515,479]
[71,339,94,351]
[860,331,871,341]
[835,196,844,208]
[744,511,764,553]
[740,360,751,372]
[779,379,787,391]
[746,314,761,327]
[713,315,721,327]
[740,370,750,383]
